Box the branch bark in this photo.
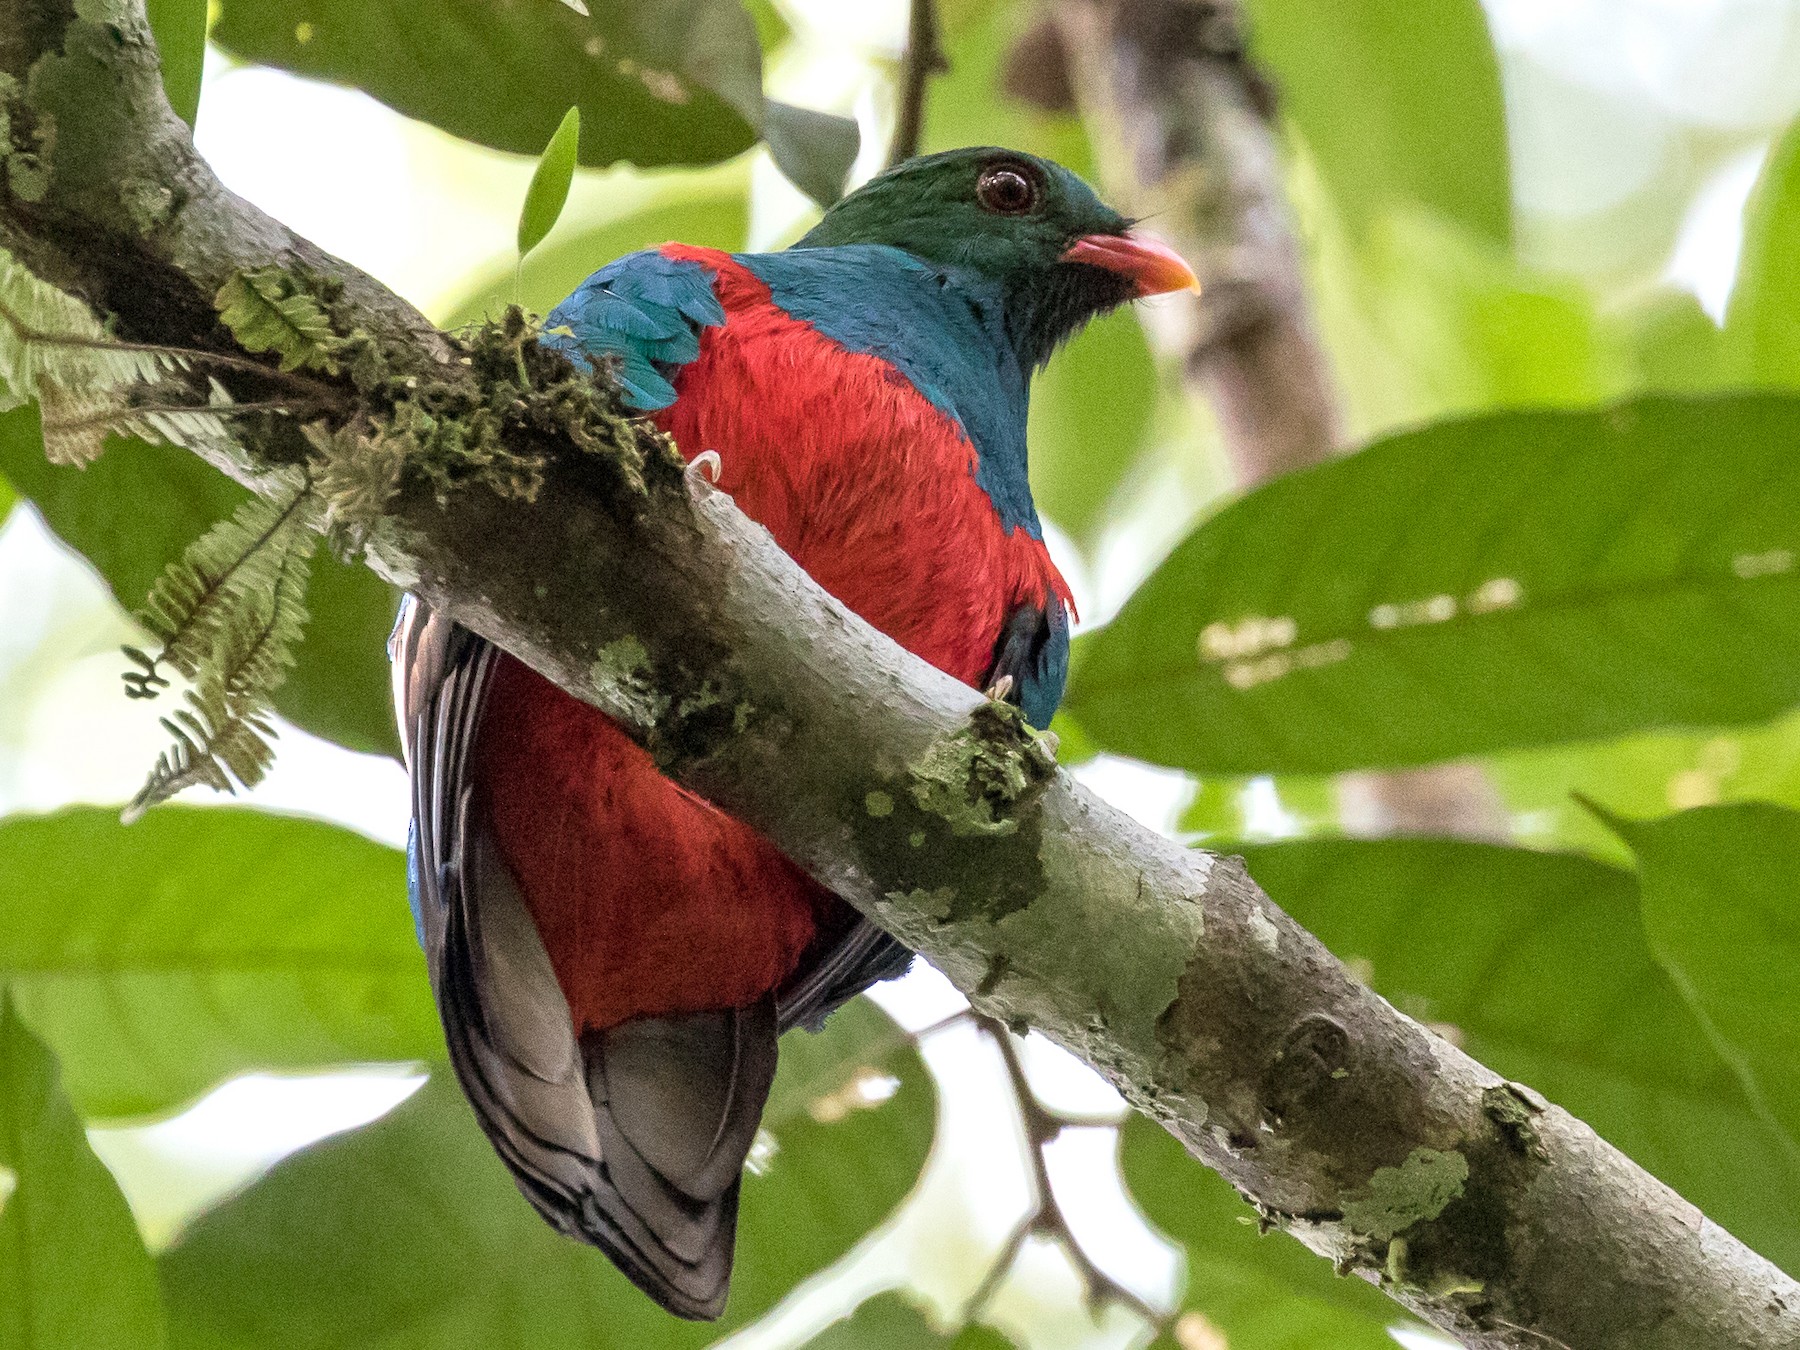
[1054,0,1508,841]
[3,5,1797,1346]
[888,0,946,167]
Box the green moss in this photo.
[590,635,668,727]
[883,886,958,921]
[906,701,1056,838]
[865,790,895,818]
[1482,1083,1549,1162]
[119,175,174,233]
[0,74,51,204]
[1342,1146,1469,1243]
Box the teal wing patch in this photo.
[543,250,726,411]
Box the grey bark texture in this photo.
[1054,0,1509,841]
[3,3,1798,1347]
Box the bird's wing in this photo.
[776,919,913,1035]
[542,248,726,411]
[391,597,777,1321]
[985,597,1071,731]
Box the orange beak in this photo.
[1060,231,1200,297]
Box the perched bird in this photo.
[390,147,1197,1319]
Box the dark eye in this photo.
[976,164,1040,215]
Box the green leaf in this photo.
[517,107,582,260]
[442,191,749,328]
[214,269,342,374]
[1245,0,1510,245]
[764,100,860,209]
[1064,394,1800,775]
[0,807,435,1120]
[0,471,13,523]
[0,997,167,1348]
[0,406,400,758]
[1029,307,1159,549]
[209,0,858,203]
[1599,802,1800,1157]
[1603,288,1735,397]
[160,1001,934,1346]
[1314,209,1603,441]
[1119,1117,1403,1349]
[144,0,208,127]
[1726,116,1800,387]
[1481,711,1800,862]
[805,1293,1016,1349]
[1236,837,1800,1273]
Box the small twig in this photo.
[910,1005,976,1041]
[965,1014,1172,1335]
[887,0,946,168]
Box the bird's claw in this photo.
[985,674,1015,703]
[686,449,723,495]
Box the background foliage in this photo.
[4,0,1800,1347]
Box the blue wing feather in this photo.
[987,600,1069,729]
[544,250,726,412]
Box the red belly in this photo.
[476,656,842,1032]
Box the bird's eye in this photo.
[976,164,1040,215]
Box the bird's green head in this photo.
[796,146,1196,368]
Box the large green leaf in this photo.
[1245,0,1510,245]
[0,998,167,1348]
[145,0,207,127]
[1601,803,1800,1154]
[211,0,857,202]
[805,1293,1014,1348]
[1605,288,1736,398]
[1119,1118,1402,1349]
[1236,838,1800,1274]
[1483,710,1800,862]
[0,807,435,1120]
[1726,116,1800,387]
[1064,394,1800,775]
[441,192,749,328]
[0,405,400,758]
[160,1000,934,1347]
[1314,208,1603,443]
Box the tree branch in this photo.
[889,0,946,168]
[2,5,1796,1346]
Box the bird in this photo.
[389,146,1198,1320]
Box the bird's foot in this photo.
[985,674,1015,703]
[685,449,723,497]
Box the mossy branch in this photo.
[2,4,1797,1347]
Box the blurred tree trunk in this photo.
[1049,0,1509,840]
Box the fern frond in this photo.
[129,481,316,695]
[215,268,344,374]
[123,519,315,820]
[123,697,281,823]
[0,248,192,461]
[38,377,302,467]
